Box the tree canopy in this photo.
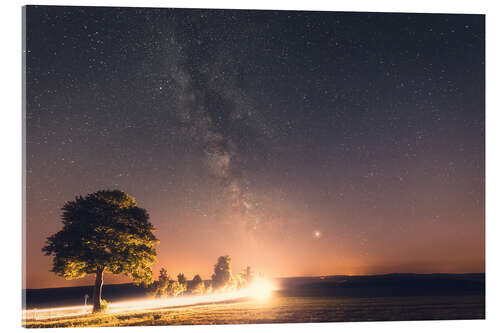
[188,274,205,294]
[177,273,187,286]
[211,255,234,290]
[42,190,158,311]
[238,266,253,287]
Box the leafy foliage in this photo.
[177,273,187,286]
[235,266,253,288]
[211,255,234,290]
[187,274,205,294]
[167,281,186,296]
[149,268,187,297]
[240,266,253,286]
[42,190,158,284]
[146,256,252,300]
[149,268,170,297]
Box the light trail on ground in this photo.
[23,278,276,321]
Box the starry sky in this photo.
[25,6,485,289]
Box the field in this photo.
[23,274,485,328]
[23,294,484,328]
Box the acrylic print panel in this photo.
[22,5,485,327]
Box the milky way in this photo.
[25,6,484,288]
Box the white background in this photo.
[1,0,498,332]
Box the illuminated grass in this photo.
[23,295,484,328]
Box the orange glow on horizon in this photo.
[23,278,278,321]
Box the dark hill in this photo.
[278,273,485,297]
[23,273,485,309]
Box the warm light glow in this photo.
[248,277,276,300]
[23,279,279,321]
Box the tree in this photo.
[177,273,187,295]
[149,269,187,297]
[150,268,170,298]
[211,255,233,290]
[188,274,205,294]
[167,281,186,296]
[238,266,253,288]
[203,280,212,294]
[177,273,187,286]
[42,190,158,312]
[242,266,253,284]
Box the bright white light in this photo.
[23,279,278,321]
[247,277,276,300]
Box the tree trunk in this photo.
[92,267,104,313]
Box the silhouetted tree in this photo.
[42,190,158,312]
[204,280,213,294]
[177,273,187,295]
[238,266,253,288]
[150,268,170,298]
[167,281,186,296]
[177,273,187,286]
[211,255,233,290]
[150,269,187,297]
[242,266,253,284]
[188,274,205,294]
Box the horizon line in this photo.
[23,271,486,291]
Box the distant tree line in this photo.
[147,255,254,298]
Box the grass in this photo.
[23,295,485,328]
[23,299,275,328]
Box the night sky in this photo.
[25,6,484,289]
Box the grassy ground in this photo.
[23,295,485,328]
[23,299,272,328]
